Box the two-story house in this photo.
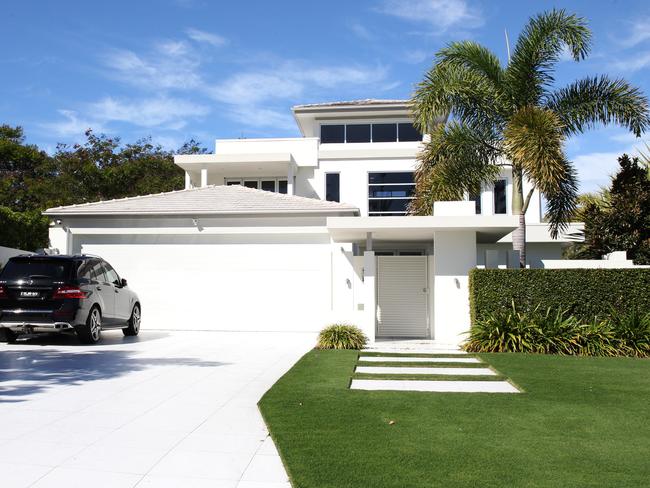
[44,100,580,345]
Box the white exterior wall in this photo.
[300,157,418,216]
[432,231,476,345]
[0,246,31,266]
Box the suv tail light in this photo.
[53,286,87,299]
[0,285,7,299]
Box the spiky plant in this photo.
[316,324,368,350]
[411,9,650,267]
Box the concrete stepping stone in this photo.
[355,366,496,376]
[359,356,481,363]
[363,348,467,355]
[351,379,519,393]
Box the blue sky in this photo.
[1,0,649,193]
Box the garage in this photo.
[44,185,359,332]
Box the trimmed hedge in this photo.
[469,268,650,324]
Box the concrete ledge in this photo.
[350,379,520,393]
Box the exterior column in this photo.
[362,251,376,343]
[185,172,191,190]
[433,231,476,346]
[200,168,208,188]
[365,232,373,252]
[287,164,295,195]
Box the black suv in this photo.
[0,254,141,344]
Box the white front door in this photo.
[376,256,429,338]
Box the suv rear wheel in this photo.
[77,307,102,344]
[123,304,140,337]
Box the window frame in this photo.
[319,120,423,144]
[367,171,415,216]
[494,179,508,215]
[325,172,340,202]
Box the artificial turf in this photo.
[258,349,650,488]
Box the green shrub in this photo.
[470,268,650,324]
[316,324,367,350]
[464,304,650,357]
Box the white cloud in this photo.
[618,17,650,48]
[610,50,650,73]
[228,106,297,131]
[103,45,202,90]
[350,23,375,41]
[207,62,391,129]
[377,0,483,31]
[403,49,430,64]
[186,28,227,47]
[90,97,209,128]
[40,110,106,137]
[571,139,649,193]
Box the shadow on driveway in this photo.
[0,332,227,402]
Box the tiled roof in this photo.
[43,185,359,216]
[293,99,409,109]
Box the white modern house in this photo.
[44,100,580,345]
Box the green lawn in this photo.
[258,350,650,488]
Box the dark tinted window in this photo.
[369,199,411,213]
[398,123,422,142]
[226,180,241,186]
[494,180,507,214]
[90,260,107,282]
[0,258,71,281]
[321,125,345,144]
[243,180,258,189]
[77,260,93,281]
[372,123,397,142]
[278,180,288,194]
[103,262,120,284]
[369,184,414,198]
[258,180,273,192]
[345,124,371,143]
[368,172,414,184]
[325,173,340,202]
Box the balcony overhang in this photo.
[327,215,519,243]
[175,153,293,177]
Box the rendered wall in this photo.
[433,231,477,346]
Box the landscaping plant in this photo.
[316,324,367,350]
[464,303,650,357]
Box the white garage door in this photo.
[81,236,332,331]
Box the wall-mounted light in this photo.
[192,218,199,226]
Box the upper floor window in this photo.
[494,180,507,214]
[368,172,415,216]
[469,189,482,214]
[226,178,288,194]
[325,173,340,202]
[320,123,422,144]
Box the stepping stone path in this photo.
[350,346,520,393]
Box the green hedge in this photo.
[469,269,650,324]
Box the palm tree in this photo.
[410,9,650,267]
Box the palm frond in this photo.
[411,63,503,134]
[504,106,567,194]
[506,9,591,106]
[410,122,502,215]
[546,76,650,137]
[437,41,505,87]
[544,160,579,238]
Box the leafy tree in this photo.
[0,126,207,251]
[410,9,650,267]
[568,154,650,264]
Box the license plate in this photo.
[20,291,40,298]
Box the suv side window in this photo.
[90,259,107,283]
[77,260,93,283]
[103,261,120,286]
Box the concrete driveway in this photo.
[0,330,316,488]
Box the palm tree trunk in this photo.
[511,169,527,268]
